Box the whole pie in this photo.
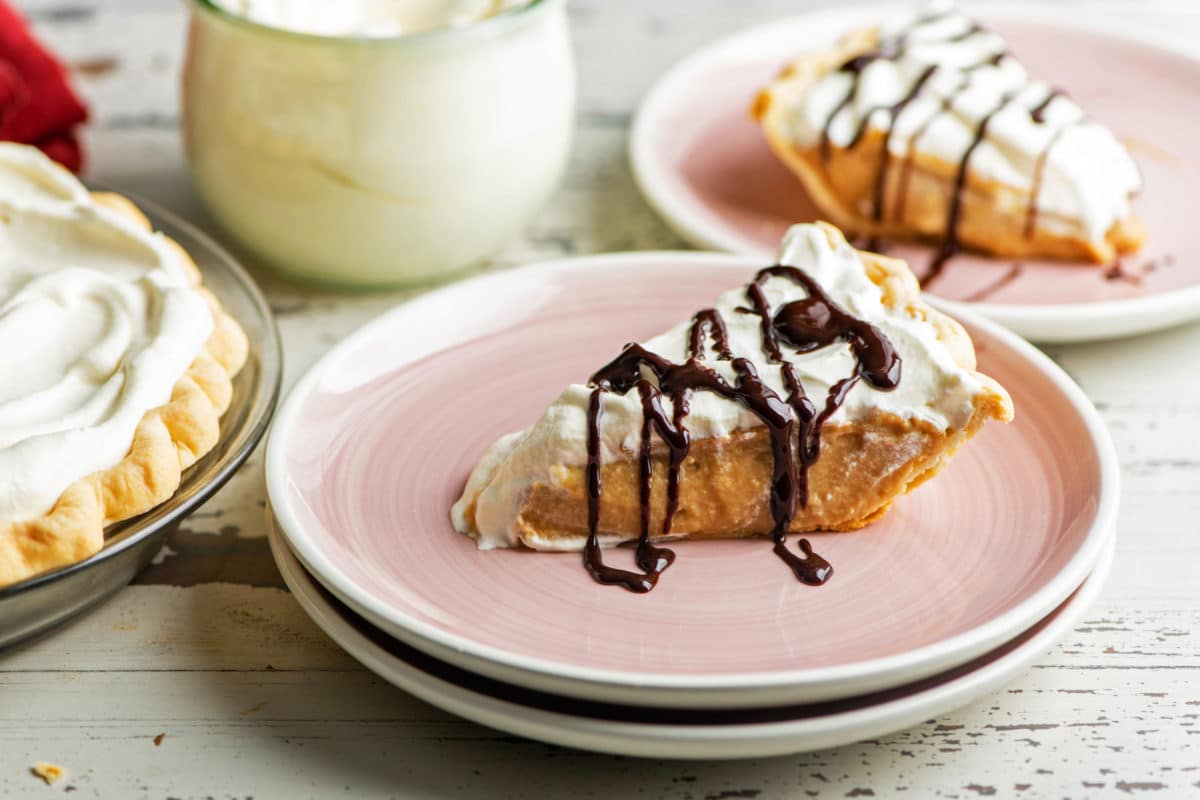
[452,221,1013,592]
[752,0,1144,275]
[0,144,248,587]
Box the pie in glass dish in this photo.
[0,144,247,587]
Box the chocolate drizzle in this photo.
[962,262,1025,303]
[688,308,733,360]
[947,21,984,43]
[821,54,884,162]
[1030,88,1064,124]
[1024,126,1067,240]
[925,91,1018,285]
[582,270,900,592]
[1102,254,1172,286]
[867,64,938,224]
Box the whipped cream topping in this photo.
[211,0,529,37]
[0,144,213,525]
[782,0,1141,242]
[453,223,987,549]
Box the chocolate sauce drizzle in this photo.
[1102,254,1173,286]
[582,268,901,593]
[821,54,885,162]
[816,13,1080,284]
[1023,126,1067,241]
[926,90,1018,284]
[1030,88,1064,124]
[866,64,937,226]
[962,262,1025,303]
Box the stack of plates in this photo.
[265,253,1119,759]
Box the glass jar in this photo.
[183,0,574,288]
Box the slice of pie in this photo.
[0,144,248,587]
[752,0,1144,276]
[452,221,1013,592]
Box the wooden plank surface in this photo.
[2,0,1199,797]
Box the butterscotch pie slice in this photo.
[452,222,1013,592]
[752,0,1144,279]
[0,144,248,587]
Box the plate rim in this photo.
[265,250,1120,705]
[267,514,1117,759]
[628,2,1200,343]
[0,193,283,601]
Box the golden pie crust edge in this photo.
[751,27,1146,264]
[459,222,1015,549]
[0,192,249,587]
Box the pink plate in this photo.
[630,7,1200,342]
[266,252,1118,709]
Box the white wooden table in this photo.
[2,1,1198,796]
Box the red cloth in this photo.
[0,1,87,171]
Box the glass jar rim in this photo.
[188,0,556,47]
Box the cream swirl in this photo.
[0,145,213,525]
[784,0,1141,242]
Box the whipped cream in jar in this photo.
[183,0,574,288]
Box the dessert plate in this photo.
[266,252,1118,708]
[630,5,1200,342]
[0,195,282,648]
[268,514,1116,760]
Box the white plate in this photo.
[630,3,1200,342]
[268,514,1115,760]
